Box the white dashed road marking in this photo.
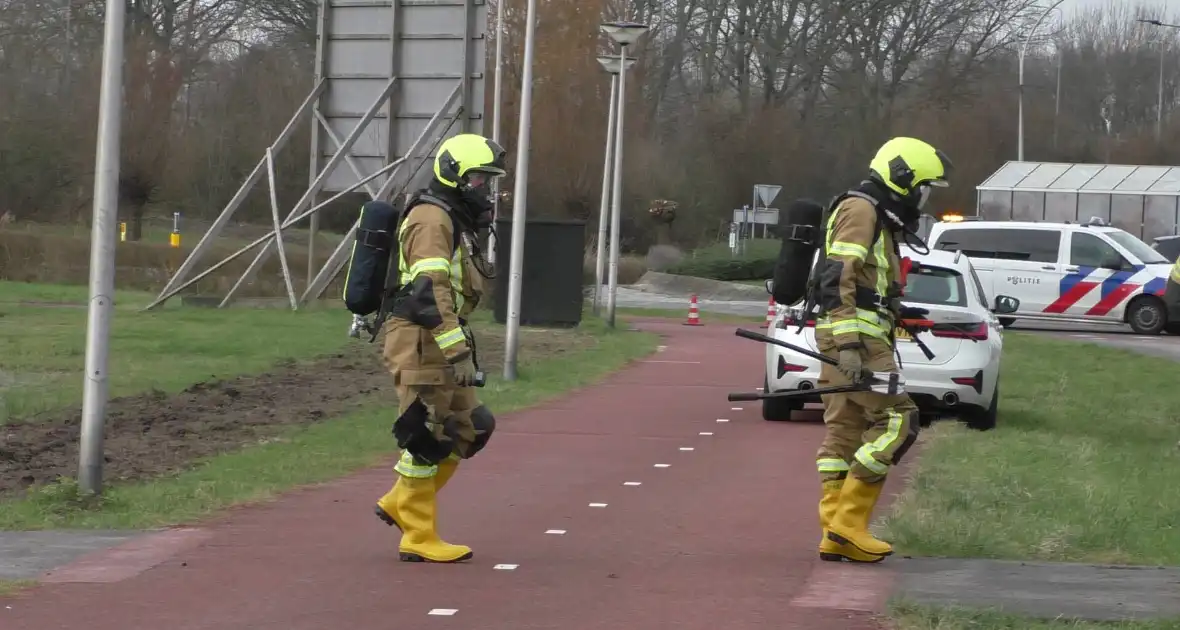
[716,418,730,423]
[428,609,458,616]
[699,432,713,436]
[588,503,608,508]
[653,463,670,468]
[493,564,519,571]
[545,529,566,535]
[679,447,695,451]
[731,407,743,411]
[623,481,642,486]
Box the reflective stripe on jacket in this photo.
[815,195,899,348]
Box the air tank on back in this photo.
[771,198,825,306]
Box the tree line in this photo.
[0,0,1176,251]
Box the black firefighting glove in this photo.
[898,306,930,320]
[837,347,865,383]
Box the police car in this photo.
[761,246,1019,431]
[927,217,1177,335]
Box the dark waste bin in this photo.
[492,217,586,327]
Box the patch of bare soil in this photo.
[0,326,590,499]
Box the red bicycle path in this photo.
[2,319,906,630]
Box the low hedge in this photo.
[665,238,779,281]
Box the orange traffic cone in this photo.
[683,294,703,326]
[760,296,777,328]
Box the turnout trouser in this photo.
[814,334,919,484]
[374,380,496,564]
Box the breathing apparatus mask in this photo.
[459,170,501,230]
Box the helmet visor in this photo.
[917,184,932,210]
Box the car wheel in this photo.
[998,317,1015,329]
[762,376,804,421]
[1127,296,1166,335]
[962,383,998,431]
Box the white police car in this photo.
[761,246,1018,431]
[927,217,1176,334]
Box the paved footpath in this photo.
[1,320,903,630]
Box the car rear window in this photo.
[904,266,967,307]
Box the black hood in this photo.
[426,179,488,231]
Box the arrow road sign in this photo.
[754,184,781,207]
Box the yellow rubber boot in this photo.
[826,476,893,557]
[817,479,885,563]
[396,475,473,563]
[374,457,460,531]
[374,479,404,532]
[435,457,460,492]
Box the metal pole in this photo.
[606,43,629,329]
[487,0,506,266]
[503,0,538,381]
[79,0,126,495]
[1017,48,1025,161]
[593,72,618,316]
[1018,0,1065,161]
[1053,49,1061,151]
[1160,36,1166,141]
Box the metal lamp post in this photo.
[501,0,539,381]
[487,0,507,265]
[1018,0,1066,161]
[600,21,648,329]
[592,54,636,317]
[1139,11,1176,141]
[79,0,127,495]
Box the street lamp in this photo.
[600,20,648,329]
[79,0,127,495]
[1138,12,1176,141]
[487,0,507,265]
[502,0,539,381]
[592,54,636,317]
[1018,0,1066,161]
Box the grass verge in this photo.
[0,316,658,530]
[0,281,354,422]
[881,333,1180,566]
[0,580,36,597]
[891,602,1180,629]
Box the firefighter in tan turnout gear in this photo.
[372,133,507,563]
[811,137,953,564]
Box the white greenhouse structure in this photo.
[975,161,1180,241]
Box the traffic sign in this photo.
[754,184,781,207]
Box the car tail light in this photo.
[777,356,807,379]
[930,321,988,340]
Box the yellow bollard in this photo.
[170,211,181,248]
[119,222,127,242]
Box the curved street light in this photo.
[1018,0,1067,161]
[592,54,636,317]
[600,21,649,328]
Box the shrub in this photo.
[665,238,779,281]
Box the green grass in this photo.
[0,281,353,422]
[891,602,1180,629]
[0,315,658,530]
[881,333,1180,566]
[0,579,36,597]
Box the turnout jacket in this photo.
[815,194,902,350]
[383,200,485,386]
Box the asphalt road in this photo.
[1006,320,1180,361]
[604,285,1180,362]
